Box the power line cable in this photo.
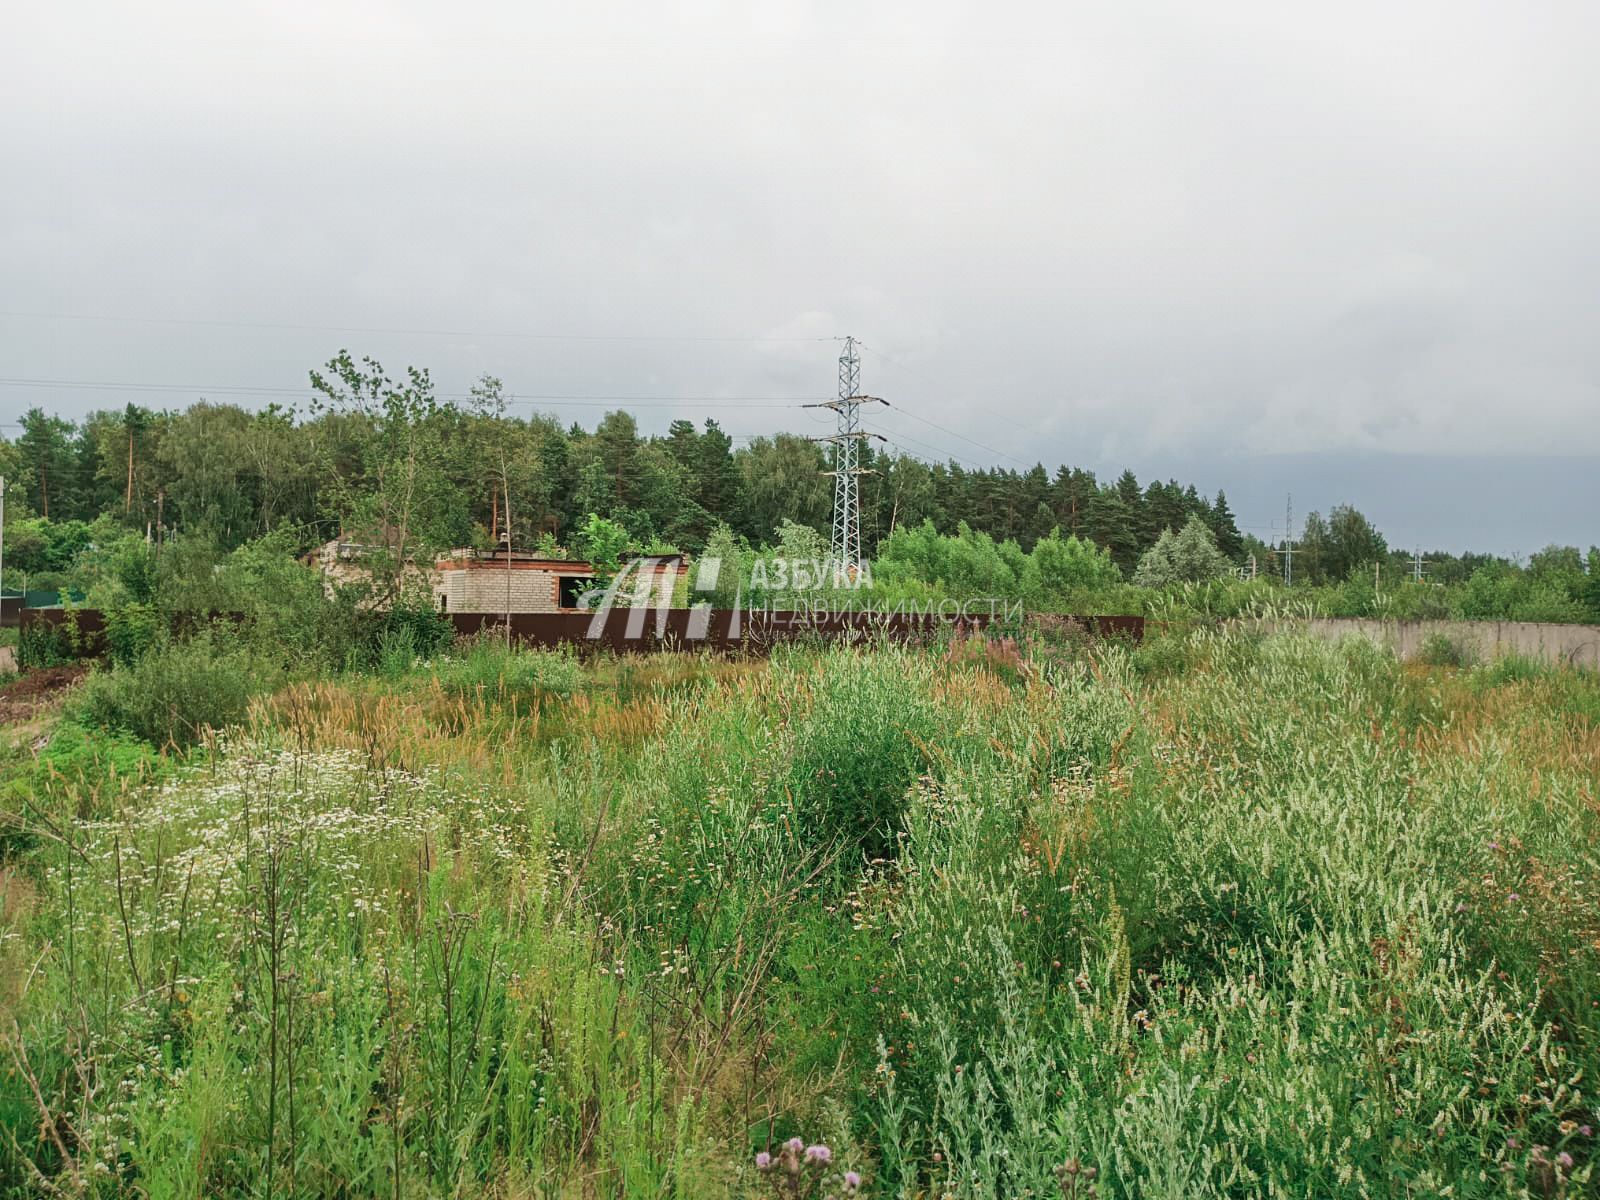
[860,341,1066,467]
[0,376,825,408]
[875,403,1034,469]
[0,309,839,345]
[862,421,986,470]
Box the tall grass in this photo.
[2,632,1596,1196]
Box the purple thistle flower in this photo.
[844,1169,862,1190]
[805,1144,832,1164]
[755,1152,772,1171]
[1580,1125,1593,1136]
[1557,1151,1574,1169]
[786,1136,805,1153]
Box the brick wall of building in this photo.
[436,567,594,614]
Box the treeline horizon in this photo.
[0,352,1589,592]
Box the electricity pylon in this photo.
[1282,494,1296,586]
[1410,547,1430,583]
[806,337,885,578]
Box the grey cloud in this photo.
[1,0,1595,550]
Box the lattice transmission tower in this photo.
[1282,493,1296,586]
[807,337,884,578]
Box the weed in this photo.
[4,633,1598,1196]
[1417,630,1478,668]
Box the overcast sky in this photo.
[3,2,1597,554]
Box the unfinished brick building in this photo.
[432,551,598,614]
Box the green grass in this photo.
[1,633,1597,1197]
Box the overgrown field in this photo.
[2,631,1599,1197]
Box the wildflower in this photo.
[755,1152,772,1170]
[1506,1138,1519,1150]
[787,1137,804,1153]
[844,1170,861,1191]
[805,1144,832,1164]
[1556,1152,1574,1169]
[1580,1125,1593,1137]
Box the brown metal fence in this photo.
[18,609,251,659]
[447,609,983,652]
[18,607,109,656]
[448,610,1144,652]
[18,606,1144,660]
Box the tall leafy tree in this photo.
[154,402,257,543]
[1325,504,1388,582]
[738,434,830,543]
[1296,510,1331,584]
[308,352,464,598]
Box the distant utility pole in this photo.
[1410,547,1430,583]
[1281,494,1296,586]
[807,337,885,578]
[500,455,513,650]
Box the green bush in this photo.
[1416,631,1477,669]
[103,603,161,666]
[380,599,454,659]
[16,616,80,669]
[1131,630,1198,679]
[70,632,278,748]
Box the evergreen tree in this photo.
[1114,469,1151,549]
[16,408,79,520]
[1208,489,1243,560]
[1085,485,1142,574]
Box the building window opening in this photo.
[559,575,588,609]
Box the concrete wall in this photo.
[1263,618,1600,670]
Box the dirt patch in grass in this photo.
[0,665,88,727]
